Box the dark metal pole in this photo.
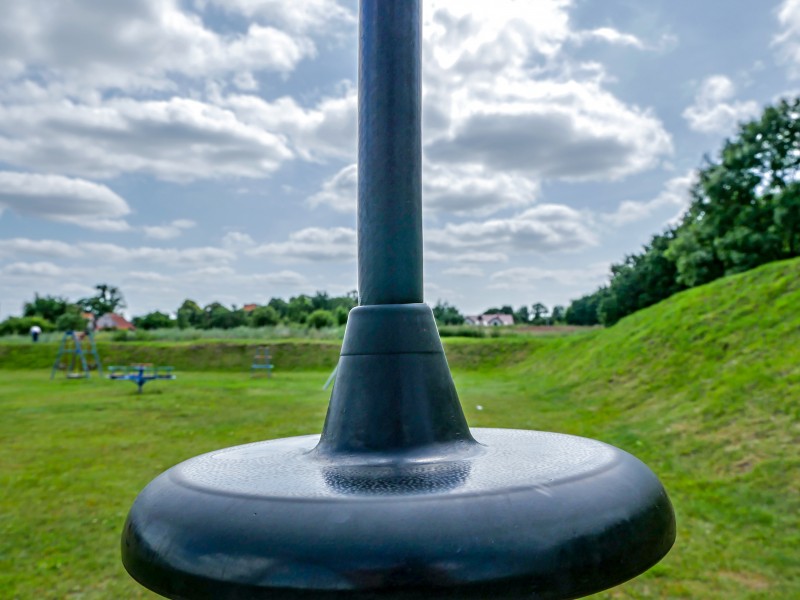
[358,0,423,305]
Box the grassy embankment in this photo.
[1,257,799,598]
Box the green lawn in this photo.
[2,258,800,599]
[1,371,334,599]
[1,366,797,599]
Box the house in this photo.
[242,304,258,313]
[95,312,136,331]
[464,313,515,327]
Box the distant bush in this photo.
[438,325,486,338]
[101,325,345,342]
[307,310,335,329]
[333,306,350,326]
[112,329,155,342]
[250,306,280,327]
[133,311,175,330]
[55,307,87,332]
[0,316,55,336]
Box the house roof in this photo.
[97,312,136,330]
[485,314,515,325]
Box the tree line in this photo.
[2,287,570,335]
[566,97,800,326]
[0,288,361,335]
[0,284,126,335]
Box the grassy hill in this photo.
[1,257,798,598]
[459,256,800,597]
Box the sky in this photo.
[1,0,800,320]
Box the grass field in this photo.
[2,258,800,599]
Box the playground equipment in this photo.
[50,330,103,380]
[322,361,338,390]
[250,346,273,378]
[122,3,675,599]
[109,364,175,393]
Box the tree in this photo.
[668,98,800,286]
[484,305,514,315]
[598,230,685,326]
[250,305,280,327]
[267,298,289,320]
[286,295,314,324]
[565,290,606,326]
[176,299,203,329]
[531,303,549,325]
[201,302,247,329]
[329,290,358,313]
[55,306,88,332]
[514,305,530,324]
[311,291,331,311]
[333,305,350,326]
[80,284,125,316]
[432,301,464,325]
[23,294,70,323]
[550,305,566,324]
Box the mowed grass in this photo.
[0,371,333,599]
[2,257,800,599]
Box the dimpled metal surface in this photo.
[122,427,674,600]
[176,429,616,499]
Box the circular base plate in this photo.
[122,428,674,600]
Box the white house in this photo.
[464,313,515,326]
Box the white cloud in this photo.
[197,0,354,34]
[309,162,539,216]
[423,163,540,215]
[308,164,357,212]
[220,89,357,163]
[125,271,171,283]
[1,261,65,277]
[443,265,485,277]
[425,0,572,73]
[0,171,131,230]
[0,238,83,260]
[143,219,197,240]
[572,28,644,49]
[425,79,672,181]
[422,1,673,184]
[488,263,610,291]
[427,251,509,264]
[186,266,237,278]
[251,270,311,287]
[0,98,294,181]
[78,243,235,266]
[426,204,598,256]
[775,0,800,77]
[248,227,356,261]
[682,75,760,134]
[222,231,256,249]
[604,172,696,226]
[0,0,315,94]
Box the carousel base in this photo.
[122,427,675,600]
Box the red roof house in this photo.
[95,312,136,331]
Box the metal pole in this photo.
[358,0,423,305]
